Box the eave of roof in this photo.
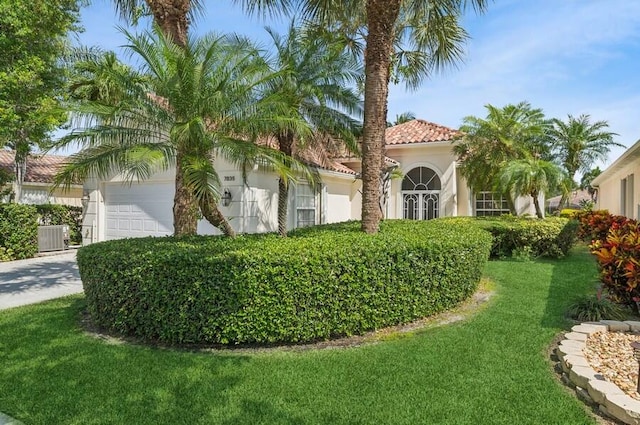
[592,138,640,186]
[0,150,72,185]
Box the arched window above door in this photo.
[402,167,441,191]
[401,167,441,220]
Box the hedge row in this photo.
[78,220,492,345]
[444,216,578,258]
[0,204,38,261]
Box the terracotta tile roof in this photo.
[257,136,358,176]
[547,190,593,209]
[385,119,460,145]
[0,150,70,184]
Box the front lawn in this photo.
[0,247,599,424]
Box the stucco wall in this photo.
[17,184,82,207]
[82,156,359,243]
[386,143,461,219]
[596,163,640,219]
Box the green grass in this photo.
[0,246,600,424]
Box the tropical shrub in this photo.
[77,220,492,345]
[575,209,626,243]
[36,204,82,245]
[445,216,577,258]
[567,293,627,321]
[591,219,640,311]
[0,204,38,261]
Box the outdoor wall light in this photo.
[81,192,90,209]
[221,188,232,207]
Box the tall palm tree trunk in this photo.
[146,1,197,236]
[146,0,190,47]
[532,190,544,218]
[199,196,236,237]
[505,195,517,216]
[277,132,294,237]
[277,178,289,236]
[360,0,401,234]
[173,150,198,235]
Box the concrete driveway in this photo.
[0,250,83,310]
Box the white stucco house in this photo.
[0,150,83,206]
[592,138,640,219]
[81,119,537,244]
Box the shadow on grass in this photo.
[0,297,271,424]
[540,244,599,330]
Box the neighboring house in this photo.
[546,189,593,212]
[592,138,640,219]
[81,119,537,245]
[0,150,83,206]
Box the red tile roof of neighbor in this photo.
[0,150,69,184]
[385,119,460,145]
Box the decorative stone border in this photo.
[556,320,640,425]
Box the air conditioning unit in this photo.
[38,225,69,252]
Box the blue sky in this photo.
[71,0,640,166]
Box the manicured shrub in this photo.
[444,216,577,258]
[0,204,38,260]
[36,204,82,245]
[591,218,640,311]
[559,209,580,219]
[77,219,492,345]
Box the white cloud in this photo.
[388,0,640,164]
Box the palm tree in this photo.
[68,49,148,103]
[237,0,488,233]
[499,157,563,219]
[262,22,362,236]
[387,111,416,127]
[56,26,307,236]
[580,166,602,201]
[548,114,621,208]
[110,0,200,46]
[454,101,551,214]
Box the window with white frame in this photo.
[295,183,317,228]
[475,191,510,216]
[621,174,635,217]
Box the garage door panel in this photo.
[105,183,174,240]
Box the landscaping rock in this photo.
[572,324,608,335]
[569,365,600,389]
[565,332,588,342]
[604,394,640,425]
[561,354,591,373]
[587,379,626,405]
[625,321,640,332]
[576,386,594,405]
[562,373,576,388]
[601,321,631,332]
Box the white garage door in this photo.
[105,182,174,240]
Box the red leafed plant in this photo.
[591,219,640,311]
[576,210,627,243]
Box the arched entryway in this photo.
[402,167,441,220]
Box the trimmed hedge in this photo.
[77,219,492,345]
[36,204,82,245]
[0,204,38,261]
[444,216,578,258]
